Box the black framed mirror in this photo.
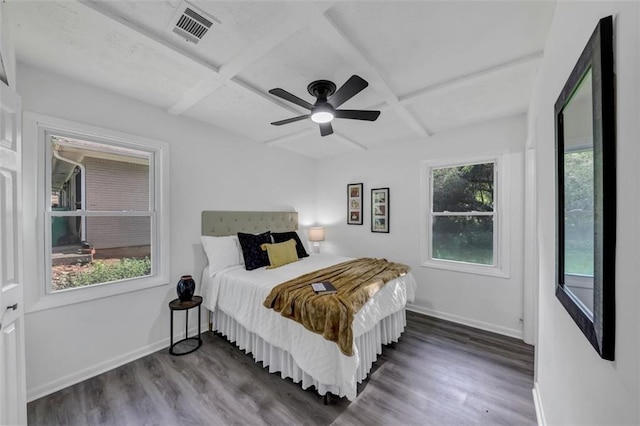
[555,15,615,360]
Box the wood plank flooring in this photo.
[27,311,536,425]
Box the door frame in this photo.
[0,77,27,424]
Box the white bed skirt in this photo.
[212,308,407,400]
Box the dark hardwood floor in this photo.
[28,311,536,425]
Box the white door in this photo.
[0,80,27,424]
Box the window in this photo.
[421,156,508,277]
[47,135,154,292]
[25,113,170,311]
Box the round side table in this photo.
[169,295,203,356]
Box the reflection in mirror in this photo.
[562,70,594,317]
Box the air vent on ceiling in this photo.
[169,3,217,44]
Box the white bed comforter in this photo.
[201,254,416,398]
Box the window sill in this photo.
[26,276,169,313]
[420,259,509,278]
[564,274,594,289]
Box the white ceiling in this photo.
[8,1,555,158]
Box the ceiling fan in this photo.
[268,75,380,137]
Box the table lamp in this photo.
[308,226,325,253]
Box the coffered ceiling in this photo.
[8,1,556,158]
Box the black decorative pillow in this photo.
[237,231,272,270]
[271,231,309,259]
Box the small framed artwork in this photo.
[371,187,389,233]
[347,183,364,225]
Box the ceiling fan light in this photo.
[311,111,334,123]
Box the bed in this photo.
[199,211,416,401]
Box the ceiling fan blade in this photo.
[327,75,368,108]
[334,109,381,121]
[271,114,311,126]
[269,88,314,110]
[319,122,333,137]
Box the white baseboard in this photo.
[27,325,200,402]
[532,382,546,426]
[406,303,523,340]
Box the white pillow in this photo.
[201,235,243,276]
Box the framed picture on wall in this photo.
[347,183,363,225]
[371,187,389,233]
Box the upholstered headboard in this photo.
[201,211,299,236]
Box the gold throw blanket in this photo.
[263,258,411,356]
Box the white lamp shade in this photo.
[308,226,325,242]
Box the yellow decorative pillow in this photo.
[260,239,299,269]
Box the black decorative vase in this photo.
[176,275,195,302]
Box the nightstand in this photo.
[169,295,203,356]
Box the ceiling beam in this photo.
[309,9,431,138]
[264,128,316,146]
[264,127,366,152]
[167,79,222,115]
[332,133,367,151]
[399,51,544,104]
[218,6,315,80]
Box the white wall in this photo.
[530,2,640,424]
[315,116,527,337]
[17,63,318,400]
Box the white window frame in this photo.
[23,112,170,312]
[420,154,509,278]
